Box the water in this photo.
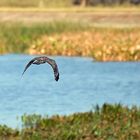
[0,54,140,128]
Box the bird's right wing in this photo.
[22,59,36,76]
[45,58,59,81]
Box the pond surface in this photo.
[0,54,140,128]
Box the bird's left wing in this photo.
[22,58,36,76]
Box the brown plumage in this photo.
[22,56,59,81]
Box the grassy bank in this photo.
[0,104,140,140]
[0,0,72,8]
[0,22,90,54]
[0,21,140,61]
[29,27,140,61]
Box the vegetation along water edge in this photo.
[0,22,140,61]
[0,104,140,140]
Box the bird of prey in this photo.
[22,56,59,81]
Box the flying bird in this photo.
[22,56,59,81]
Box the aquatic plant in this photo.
[0,21,90,54]
[29,27,140,61]
[0,22,140,61]
[0,104,140,139]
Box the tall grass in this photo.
[0,104,140,140]
[0,21,90,54]
[0,21,140,61]
[0,0,72,7]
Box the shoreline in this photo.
[0,104,140,139]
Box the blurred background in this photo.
[0,0,140,136]
[0,0,139,7]
[0,0,140,61]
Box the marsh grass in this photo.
[0,0,140,8]
[0,21,140,61]
[0,21,90,54]
[0,104,140,140]
[0,0,72,8]
[29,27,140,61]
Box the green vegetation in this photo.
[0,22,140,61]
[0,0,139,8]
[0,104,140,140]
[0,21,140,61]
[0,0,72,8]
[0,22,90,54]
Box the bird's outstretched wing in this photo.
[22,56,59,81]
[45,57,59,81]
[22,58,36,76]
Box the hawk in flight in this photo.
[22,56,59,81]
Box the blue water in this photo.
[0,54,140,128]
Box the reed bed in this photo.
[29,27,140,61]
[0,104,140,140]
[0,22,140,61]
[0,22,90,54]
